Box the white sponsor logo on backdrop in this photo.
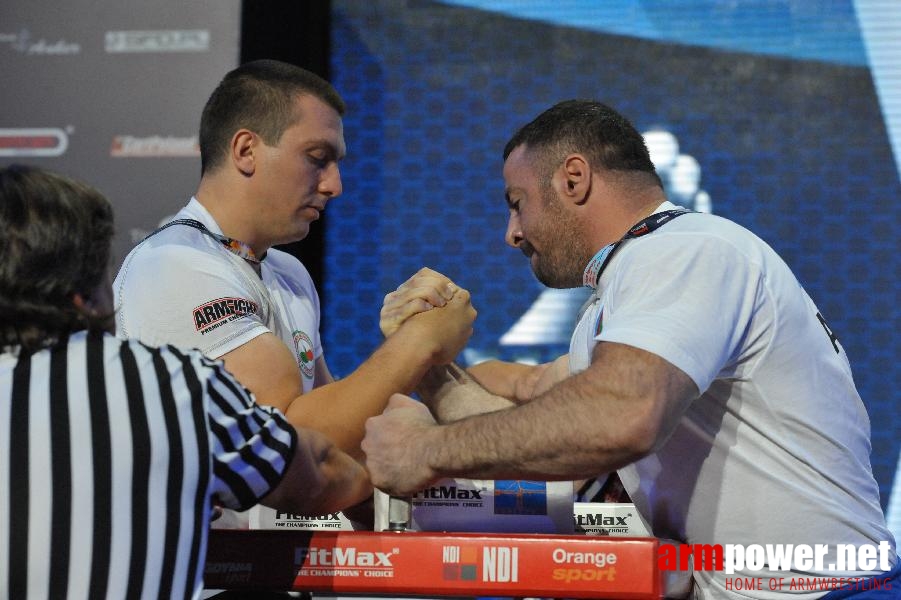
[105,30,210,53]
[111,135,199,158]
[0,128,69,157]
[0,29,81,55]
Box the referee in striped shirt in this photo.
[0,165,372,599]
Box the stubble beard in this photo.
[529,187,590,289]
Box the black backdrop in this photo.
[241,0,331,311]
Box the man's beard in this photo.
[525,188,590,289]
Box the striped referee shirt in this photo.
[0,329,297,599]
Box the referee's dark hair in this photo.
[0,165,115,353]
[199,58,346,176]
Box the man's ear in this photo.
[73,271,114,316]
[72,293,87,311]
[555,153,591,205]
[72,290,115,333]
[231,129,257,176]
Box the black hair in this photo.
[199,59,346,174]
[0,165,115,352]
[503,99,662,188]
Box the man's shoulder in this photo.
[661,210,739,235]
[112,224,262,339]
[635,212,765,256]
[115,223,229,286]
[264,247,314,282]
[607,213,775,290]
[129,220,223,260]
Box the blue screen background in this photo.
[323,0,901,516]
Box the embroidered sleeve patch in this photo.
[193,297,259,334]
[292,329,316,379]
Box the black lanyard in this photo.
[144,218,263,263]
[582,209,692,288]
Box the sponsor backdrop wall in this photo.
[322,0,901,528]
[0,0,240,264]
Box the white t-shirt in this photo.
[571,202,896,598]
[114,199,326,532]
[113,198,322,394]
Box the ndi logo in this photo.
[442,544,520,583]
[483,546,519,582]
[441,545,478,581]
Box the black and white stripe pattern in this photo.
[0,330,296,599]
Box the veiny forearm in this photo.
[426,376,641,481]
[467,357,569,403]
[421,343,697,482]
[465,360,534,400]
[417,363,515,423]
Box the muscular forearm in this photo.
[421,345,697,483]
[306,444,374,514]
[417,363,515,423]
[261,427,372,516]
[226,287,473,460]
[467,356,569,404]
[286,330,442,459]
[423,378,641,482]
[363,343,698,497]
[465,359,539,401]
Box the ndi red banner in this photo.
[205,530,660,598]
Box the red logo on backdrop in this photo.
[0,128,68,157]
[110,135,199,157]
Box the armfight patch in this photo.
[194,297,259,334]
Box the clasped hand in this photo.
[362,393,441,496]
[380,267,476,365]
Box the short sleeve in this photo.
[114,242,270,359]
[200,360,297,510]
[597,233,764,394]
